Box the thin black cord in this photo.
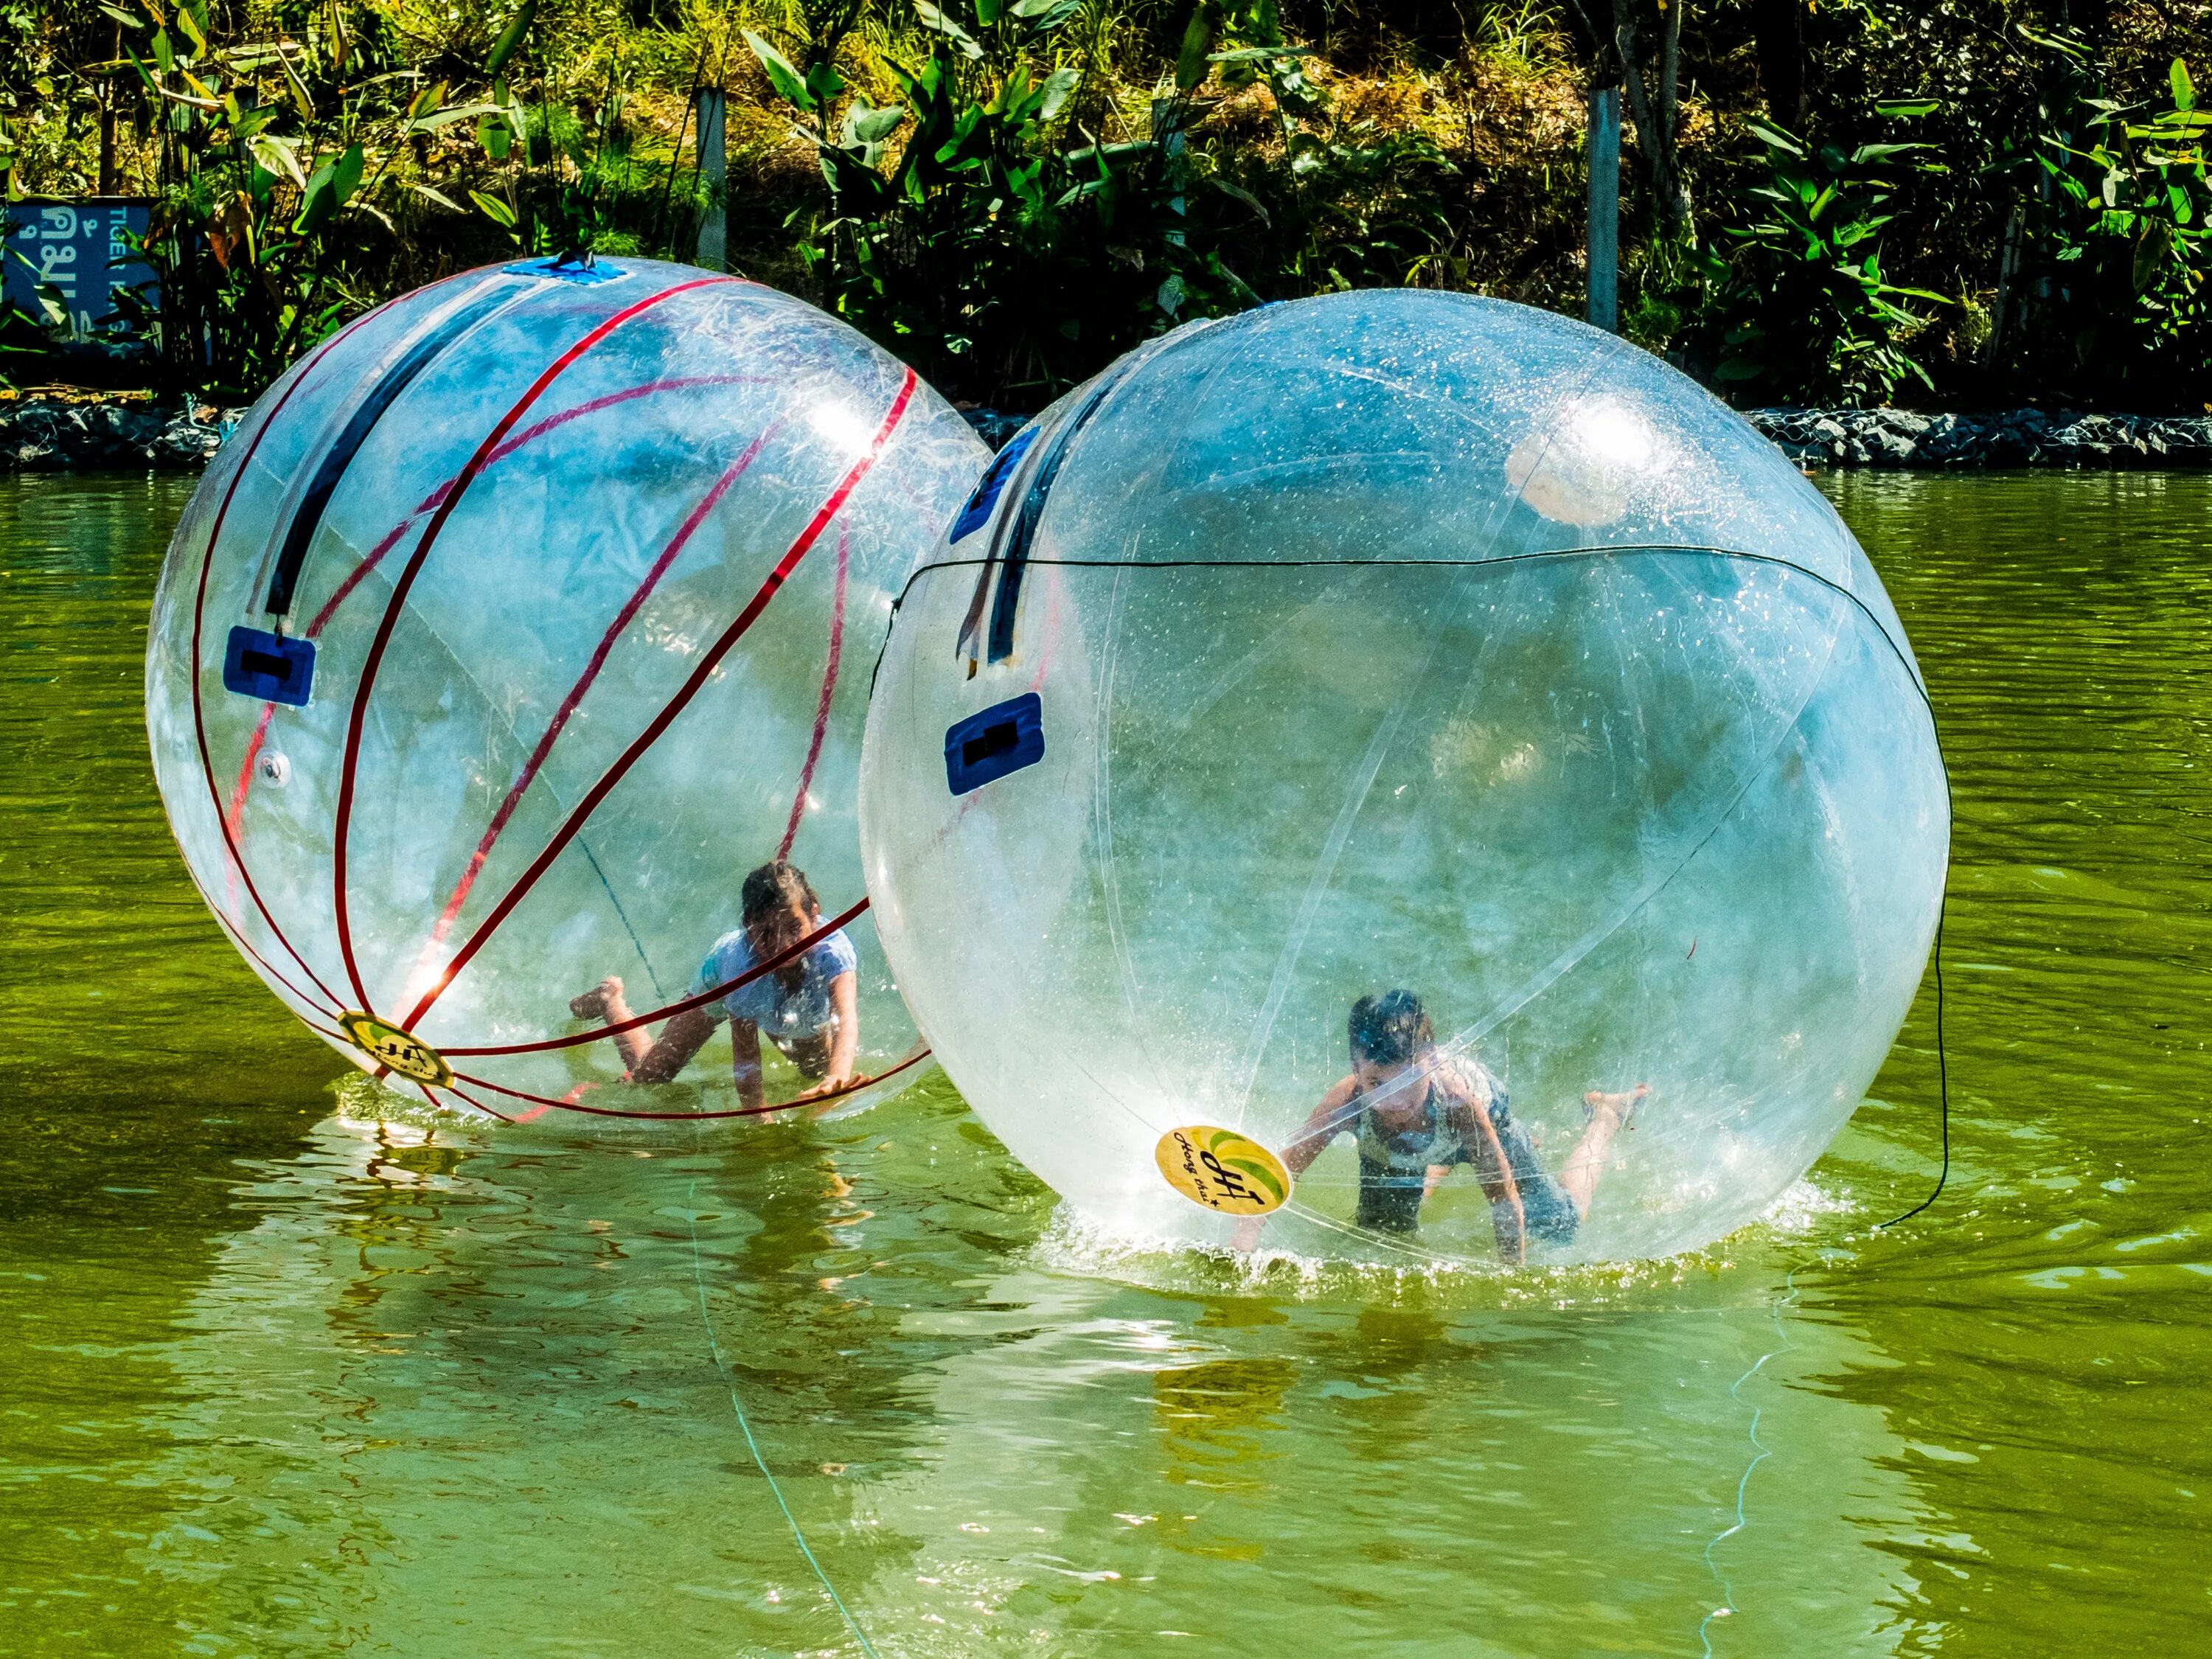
[878,543,1959,1228]
[1875,896,1950,1228]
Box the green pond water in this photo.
[2,469,2207,1657]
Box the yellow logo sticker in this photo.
[1155,1126,1291,1216]
[337,1011,454,1088]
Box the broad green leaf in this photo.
[1872,98,1938,117]
[151,28,173,71]
[99,4,141,27]
[477,111,512,160]
[1208,173,1270,223]
[469,189,517,228]
[485,0,535,77]
[975,0,1001,24]
[1742,116,1804,157]
[2173,56,2196,114]
[1851,142,1929,162]
[407,182,467,212]
[1175,2,1219,93]
[847,102,905,145]
[248,133,305,190]
[331,143,364,204]
[278,47,315,118]
[1037,65,1079,121]
[2133,220,2171,293]
[411,104,496,131]
[804,60,846,106]
[175,5,204,56]
[914,2,983,57]
[745,30,815,111]
[294,157,338,233]
[407,80,447,122]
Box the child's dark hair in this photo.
[741,860,821,928]
[1349,990,1433,1066]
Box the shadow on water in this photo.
[1,469,2208,1656]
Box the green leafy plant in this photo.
[2015,49,2211,404]
[1694,116,1947,406]
[754,0,1220,401]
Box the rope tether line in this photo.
[684,1178,883,1658]
[1874,897,1950,1230]
[1697,1264,1803,1658]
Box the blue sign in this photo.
[222,626,317,708]
[4,200,156,341]
[944,693,1045,795]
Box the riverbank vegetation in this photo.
[3,0,2207,410]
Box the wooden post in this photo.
[1586,84,1620,334]
[695,87,727,272]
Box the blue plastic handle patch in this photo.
[949,425,1039,544]
[945,693,1044,794]
[501,256,629,286]
[223,626,316,707]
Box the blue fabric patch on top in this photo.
[502,256,629,285]
[950,425,1039,543]
[945,693,1044,794]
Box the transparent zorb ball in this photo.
[147,258,988,1121]
[860,291,1946,1265]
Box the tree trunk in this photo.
[99,24,120,194]
[1612,0,1691,236]
[1752,0,1804,131]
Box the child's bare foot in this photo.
[568,976,624,1020]
[1583,1083,1651,1130]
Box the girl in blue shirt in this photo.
[1234,990,1646,1263]
[568,860,860,1110]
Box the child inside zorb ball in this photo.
[1234,990,1648,1262]
[860,288,1947,1265]
[568,860,860,1112]
[145,257,987,1121]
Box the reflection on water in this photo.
[2,469,2208,1655]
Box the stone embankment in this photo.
[7,393,2209,470]
[1,394,243,469]
[1745,407,2212,470]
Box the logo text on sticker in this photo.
[1155,1126,1291,1216]
[338,1011,455,1088]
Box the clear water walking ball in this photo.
[860,291,1947,1264]
[147,257,987,1121]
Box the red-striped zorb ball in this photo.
[860,291,1949,1265]
[146,257,987,1121]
